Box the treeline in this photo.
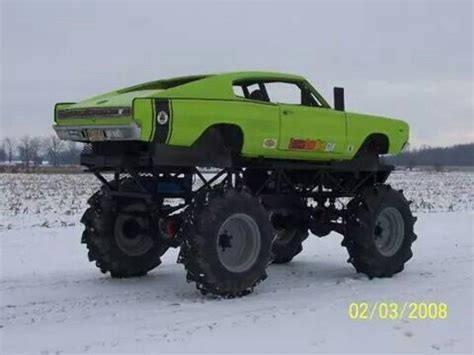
[384,143,474,168]
[0,136,83,167]
[1,136,473,169]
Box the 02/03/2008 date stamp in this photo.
[348,302,448,320]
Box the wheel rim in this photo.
[216,213,261,273]
[374,207,405,257]
[115,203,154,256]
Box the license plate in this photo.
[87,129,105,141]
[67,130,84,139]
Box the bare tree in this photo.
[3,137,15,163]
[44,135,64,166]
[30,137,43,166]
[59,141,83,165]
[0,145,6,162]
[18,136,32,167]
[66,140,77,152]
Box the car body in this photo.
[53,71,409,166]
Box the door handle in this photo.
[282,110,294,115]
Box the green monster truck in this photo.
[53,71,416,297]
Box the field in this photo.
[1,171,473,354]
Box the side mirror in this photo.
[334,87,345,111]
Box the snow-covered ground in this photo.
[1,170,472,230]
[1,171,473,354]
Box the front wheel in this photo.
[344,184,417,278]
[179,189,273,297]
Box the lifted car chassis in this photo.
[88,160,392,201]
[79,153,415,297]
[87,156,392,235]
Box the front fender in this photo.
[346,112,409,156]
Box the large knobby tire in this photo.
[344,184,417,278]
[272,228,308,264]
[80,178,168,278]
[262,196,309,264]
[179,189,273,297]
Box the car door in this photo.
[278,104,346,155]
[263,81,346,156]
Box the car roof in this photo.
[70,71,312,109]
[213,71,305,81]
[145,71,304,82]
[150,71,307,100]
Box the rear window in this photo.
[119,75,210,93]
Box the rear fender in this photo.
[132,98,157,142]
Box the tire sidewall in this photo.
[83,178,167,277]
[366,191,414,264]
[109,200,165,262]
[195,192,273,282]
[347,186,415,276]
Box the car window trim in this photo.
[232,78,331,109]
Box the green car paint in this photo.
[53,71,409,162]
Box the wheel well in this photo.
[360,133,389,155]
[198,124,244,153]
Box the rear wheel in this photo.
[344,184,417,278]
[271,227,308,264]
[263,196,309,264]
[243,169,310,264]
[179,189,273,297]
[81,178,168,278]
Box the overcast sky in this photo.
[1,0,472,147]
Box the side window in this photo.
[233,83,269,102]
[246,84,260,95]
[233,80,321,105]
[264,82,302,105]
[233,85,245,98]
[240,83,270,102]
[301,86,321,107]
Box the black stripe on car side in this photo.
[153,99,170,144]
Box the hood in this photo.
[346,111,408,128]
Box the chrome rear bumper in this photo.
[53,123,141,141]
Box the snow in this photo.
[1,172,473,353]
[1,170,472,230]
